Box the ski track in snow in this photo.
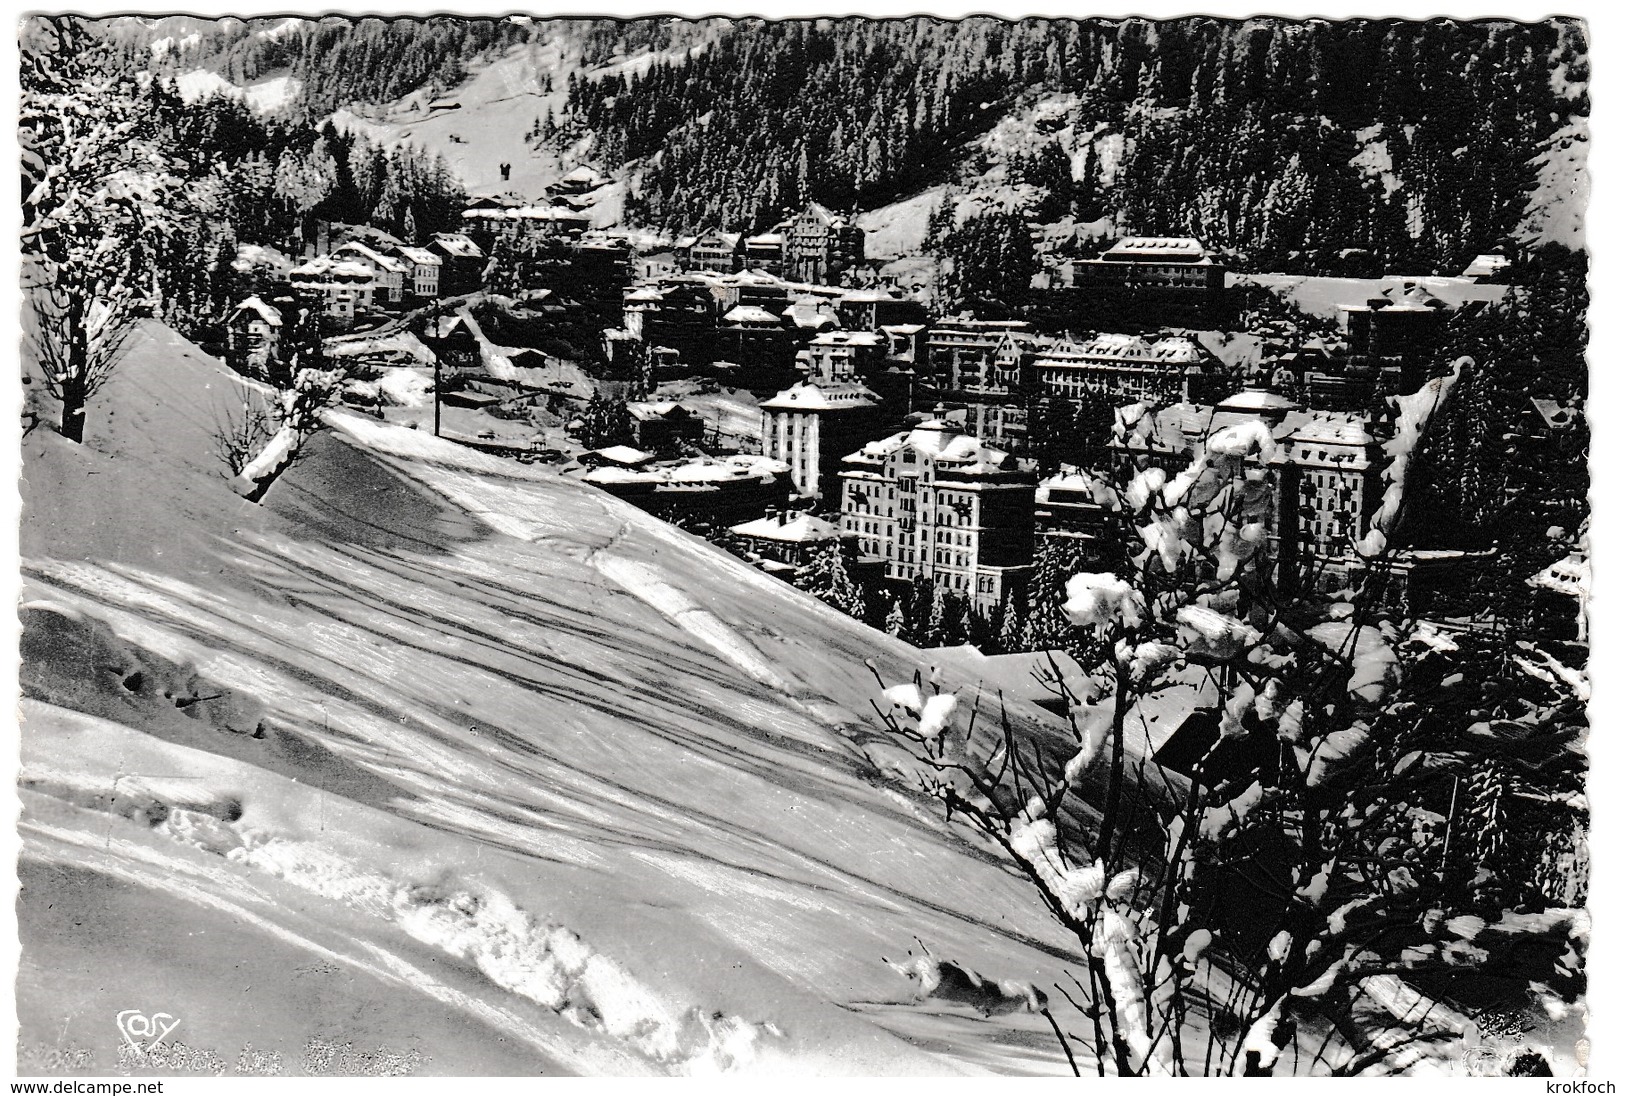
[20,332,1092,1076]
[22,776,777,1075]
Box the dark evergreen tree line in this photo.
[557,16,1583,275]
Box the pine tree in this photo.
[939,592,971,646]
[997,591,1026,653]
[21,16,181,444]
[885,595,907,638]
[798,544,867,619]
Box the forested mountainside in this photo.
[104,16,1585,276]
[110,16,706,119]
[560,17,1588,272]
[114,16,529,116]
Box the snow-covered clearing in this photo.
[19,322,1127,1075]
[329,34,717,201]
[174,67,302,114]
[1232,273,1509,319]
[1518,121,1588,250]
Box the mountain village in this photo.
[17,14,1592,1079]
[220,184,1577,652]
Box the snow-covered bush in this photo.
[220,303,351,503]
[21,17,180,444]
[870,393,1586,1076]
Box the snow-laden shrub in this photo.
[1063,572,1143,630]
[869,372,1585,1075]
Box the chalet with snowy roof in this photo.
[742,231,784,276]
[225,295,283,377]
[1033,333,1217,405]
[759,380,885,502]
[839,419,1036,613]
[626,400,706,453]
[676,231,745,274]
[547,165,609,199]
[428,233,486,296]
[288,255,376,326]
[729,509,850,568]
[783,202,865,285]
[391,244,443,301]
[420,310,483,373]
[334,241,409,307]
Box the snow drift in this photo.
[19,322,1098,1076]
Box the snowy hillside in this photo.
[330,35,713,207]
[173,67,302,113]
[17,323,1160,1076]
[1517,121,1588,251]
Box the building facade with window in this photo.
[1033,332,1214,404]
[782,202,865,285]
[838,419,1035,613]
[759,380,885,501]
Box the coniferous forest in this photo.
[118,16,1587,278]
[552,18,1586,273]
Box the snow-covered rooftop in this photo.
[722,305,782,326]
[730,512,844,543]
[462,204,590,223]
[559,164,608,186]
[1038,333,1205,365]
[393,244,442,266]
[289,256,375,282]
[587,444,656,466]
[230,295,283,326]
[759,381,879,412]
[1102,236,1210,260]
[1529,550,1589,597]
[431,233,484,259]
[1216,388,1302,414]
[626,401,697,421]
[811,331,884,347]
[1462,253,1511,278]
[692,232,743,250]
[336,241,408,274]
[847,419,1013,468]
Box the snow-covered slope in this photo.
[19,323,1123,1076]
[331,34,716,207]
[173,67,302,114]
[1517,121,1588,251]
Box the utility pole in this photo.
[432,300,443,438]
